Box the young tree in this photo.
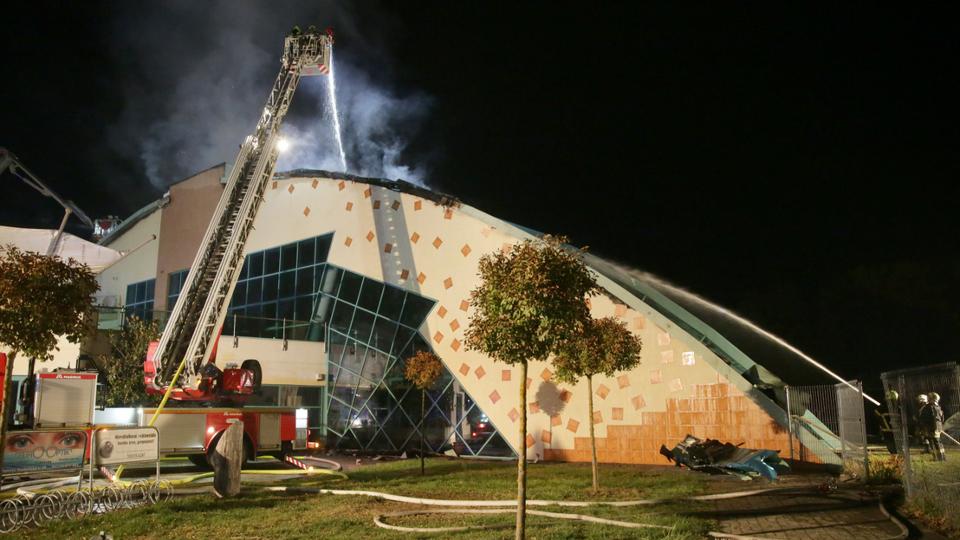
[99,317,160,407]
[403,350,443,475]
[464,235,598,540]
[554,317,642,492]
[0,246,98,476]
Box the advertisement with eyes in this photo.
[3,430,88,473]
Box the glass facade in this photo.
[224,233,513,457]
[167,269,188,311]
[124,278,156,321]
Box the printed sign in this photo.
[94,427,159,466]
[3,430,87,474]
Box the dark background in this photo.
[3,2,958,394]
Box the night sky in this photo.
[3,2,959,393]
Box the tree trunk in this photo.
[211,421,244,498]
[0,351,17,480]
[588,375,598,492]
[420,388,425,476]
[515,361,527,540]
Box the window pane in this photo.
[281,244,297,272]
[145,279,155,300]
[238,258,249,280]
[264,248,280,275]
[350,308,376,343]
[126,284,136,304]
[338,272,362,304]
[298,238,315,266]
[263,274,279,302]
[317,265,339,295]
[168,273,181,295]
[136,282,146,303]
[231,281,247,307]
[247,278,263,305]
[330,301,354,332]
[278,299,295,320]
[399,294,434,329]
[295,296,314,322]
[278,270,296,299]
[261,302,278,320]
[316,234,332,262]
[369,317,399,354]
[357,279,384,313]
[378,286,405,321]
[249,253,264,278]
[296,267,314,297]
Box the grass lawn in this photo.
[9,459,718,539]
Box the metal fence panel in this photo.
[836,380,869,478]
[785,384,844,467]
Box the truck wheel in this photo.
[188,454,212,469]
[241,359,262,392]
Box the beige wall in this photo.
[96,209,161,308]
[154,165,225,311]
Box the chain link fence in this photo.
[785,381,868,478]
[881,362,960,528]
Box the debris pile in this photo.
[659,434,790,481]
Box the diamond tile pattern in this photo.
[595,384,610,399]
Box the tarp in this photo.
[0,225,122,273]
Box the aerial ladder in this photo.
[144,27,334,403]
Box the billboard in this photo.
[3,429,88,474]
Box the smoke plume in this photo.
[108,1,429,190]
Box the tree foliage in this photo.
[0,246,99,360]
[403,351,443,390]
[100,317,159,407]
[464,235,599,364]
[554,317,643,383]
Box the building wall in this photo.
[240,175,805,464]
[154,165,225,311]
[96,209,161,307]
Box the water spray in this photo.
[623,267,880,406]
[326,48,348,171]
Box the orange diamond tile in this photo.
[271,181,278,190]
[391,200,400,210]
[410,232,420,243]
[443,277,453,289]
[363,187,372,198]
[433,331,444,344]
[344,237,353,247]
[311,179,319,189]
[459,299,470,311]
[502,369,512,381]
[612,407,624,421]
[474,366,485,379]
[414,200,422,210]
[541,430,552,444]
[525,434,535,448]
[529,401,540,414]
[461,244,472,257]
[551,415,562,426]
[631,394,646,410]
[508,408,519,422]
[595,384,610,400]
[567,419,580,433]
[302,206,310,216]
[417,272,426,285]
[633,316,645,330]
[592,411,603,424]
[459,363,470,376]
[373,200,381,209]
[400,269,410,280]
[615,304,627,317]
[383,243,392,253]
[437,306,447,318]
[489,390,501,404]
[432,237,443,249]
[444,208,453,220]
[541,368,553,381]
[449,319,460,331]
[559,390,572,403]
[287,184,295,194]
[650,370,662,384]
[366,230,375,242]
[345,202,354,211]
[338,180,346,191]
[617,374,630,389]
[451,339,461,352]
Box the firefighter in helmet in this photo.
[928,392,947,461]
[917,394,933,454]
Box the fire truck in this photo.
[135,27,336,467]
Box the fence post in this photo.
[897,373,913,498]
[785,385,794,461]
[858,381,869,481]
